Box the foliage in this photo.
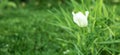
[0,0,120,55]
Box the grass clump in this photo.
[0,0,120,55]
[49,0,120,55]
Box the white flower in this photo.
[72,11,89,27]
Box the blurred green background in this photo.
[0,0,120,55]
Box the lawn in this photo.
[0,0,120,55]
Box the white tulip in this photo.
[72,11,89,27]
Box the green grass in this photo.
[0,0,120,55]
